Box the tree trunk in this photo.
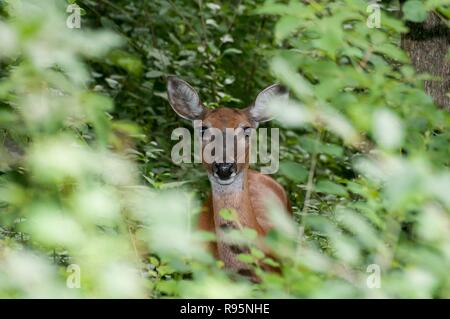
[401,11,450,110]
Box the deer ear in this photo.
[167,76,206,120]
[247,84,288,124]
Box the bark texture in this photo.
[401,12,450,110]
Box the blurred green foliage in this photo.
[0,0,449,298]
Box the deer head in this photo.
[167,76,287,186]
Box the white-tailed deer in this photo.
[167,76,291,280]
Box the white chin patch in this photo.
[209,171,244,193]
[213,172,237,185]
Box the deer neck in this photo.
[209,170,259,271]
[209,170,257,228]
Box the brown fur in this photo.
[198,169,291,259]
[167,77,291,279]
[197,107,291,279]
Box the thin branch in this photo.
[245,17,266,94]
[301,130,322,215]
[358,46,373,70]
[196,0,217,101]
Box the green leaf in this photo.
[156,280,177,295]
[372,108,404,150]
[299,137,344,157]
[145,70,164,78]
[270,56,314,99]
[279,161,308,183]
[222,48,242,56]
[315,180,348,196]
[262,257,280,268]
[242,228,258,240]
[237,253,255,264]
[197,230,216,242]
[157,265,175,276]
[319,143,344,157]
[108,49,142,76]
[275,15,302,42]
[219,208,238,221]
[148,256,160,267]
[250,247,265,259]
[403,0,428,22]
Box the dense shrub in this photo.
[0,0,449,298]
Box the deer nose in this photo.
[213,162,237,180]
